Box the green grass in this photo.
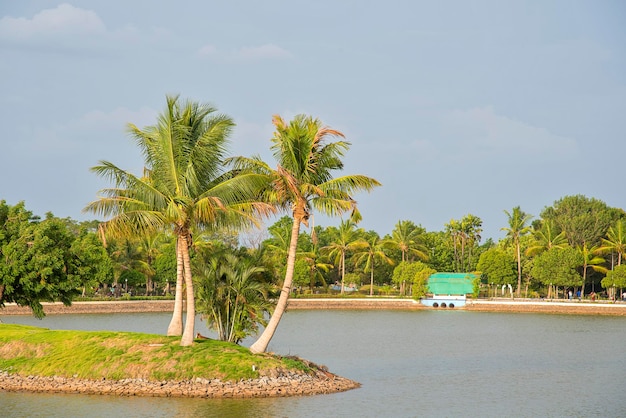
[0,324,309,382]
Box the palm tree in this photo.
[501,206,533,297]
[384,220,428,263]
[525,219,568,257]
[598,219,626,267]
[194,250,272,344]
[577,243,607,298]
[300,245,333,292]
[230,114,380,354]
[353,234,394,296]
[323,219,362,294]
[85,95,270,346]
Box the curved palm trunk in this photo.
[250,217,301,354]
[167,237,185,336]
[180,235,195,346]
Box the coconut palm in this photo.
[230,114,381,353]
[84,95,270,346]
[353,234,394,296]
[384,220,428,263]
[501,206,533,297]
[597,219,626,267]
[322,219,362,294]
[577,243,607,298]
[525,219,568,257]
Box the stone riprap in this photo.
[0,369,360,398]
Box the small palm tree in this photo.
[230,114,380,353]
[502,206,533,297]
[194,249,272,344]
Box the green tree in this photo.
[70,227,113,296]
[502,206,532,297]
[540,195,623,248]
[601,265,626,296]
[85,95,269,346]
[231,114,380,353]
[476,248,517,289]
[0,205,81,318]
[531,248,583,297]
[391,261,433,299]
[352,234,395,296]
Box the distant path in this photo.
[2,298,626,316]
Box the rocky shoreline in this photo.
[0,368,360,398]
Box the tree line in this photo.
[2,95,625,352]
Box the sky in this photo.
[1,1,625,242]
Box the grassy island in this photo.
[0,324,359,398]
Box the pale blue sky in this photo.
[1,1,625,241]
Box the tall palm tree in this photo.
[353,234,394,296]
[85,95,270,346]
[502,206,533,297]
[230,114,381,354]
[597,219,626,267]
[322,219,362,294]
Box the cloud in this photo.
[235,44,290,59]
[442,106,580,162]
[196,44,217,57]
[196,43,291,61]
[0,3,106,40]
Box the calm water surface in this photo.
[2,310,626,417]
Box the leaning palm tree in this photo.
[229,114,381,354]
[501,206,533,297]
[85,95,271,346]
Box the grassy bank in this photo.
[0,324,311,382]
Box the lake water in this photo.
[2,310,626,417]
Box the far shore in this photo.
[2,297,626,316]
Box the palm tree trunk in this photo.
[167,236,185,336]
[340,253,345,295]
[180,235,195,346]
[370,267,374,296]
[250,216,301,354]
[516,242,522,297]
